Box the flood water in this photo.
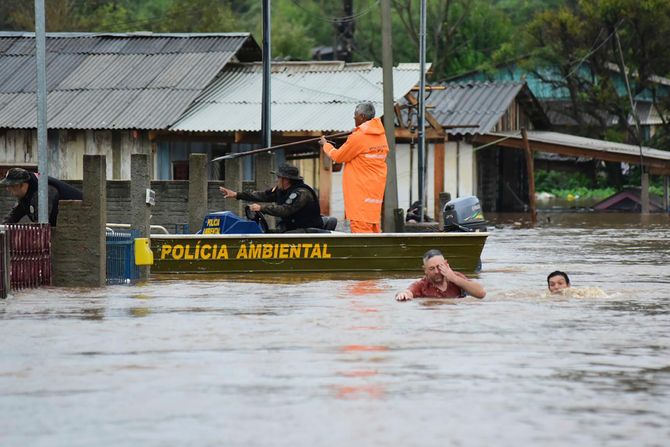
[1,213,669,446]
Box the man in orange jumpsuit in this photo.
[319,102,389,233]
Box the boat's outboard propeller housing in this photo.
[443,196,487,232]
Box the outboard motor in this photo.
[443,196,487,232]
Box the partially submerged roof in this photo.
[592,187,665,212]
[170,62,424,133]
[0,32,261,130]
[406,81,550,135]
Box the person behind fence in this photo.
[406,201,433,223]
[218,163,323,232]
[319,102,388,233]
[395,249,486,301]
[1,168,83,227]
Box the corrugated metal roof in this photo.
[0,32,261,130]
[426,81,527,135]
[544,99,663,127]
[490,130,670,162]
[171,62,422,132]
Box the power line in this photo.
[562,19,624,81]
[288,0,380,23]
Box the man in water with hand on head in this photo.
[396,249,486,301]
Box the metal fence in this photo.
[0,224,52,297]
[106,229,140,284]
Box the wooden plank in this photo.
[404,93,445,136]
[521,129,537,226]
[395,128,444,141]
[319,149,332,215]
[433,140,445,219]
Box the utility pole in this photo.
[34,0,48,223]
[615,30,648,213]
[381,0,399,231]
[417,0,427,222]
[261,0,279,163]
[334,0,355,62]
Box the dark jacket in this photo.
[237,180,323,231]
[2,173,83,226]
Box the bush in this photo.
[535,169,592,191]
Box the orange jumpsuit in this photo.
[323,117,389,233]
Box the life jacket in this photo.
[276,181,323,231]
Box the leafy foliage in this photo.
[0,0,562,79]
[522,0,670,146]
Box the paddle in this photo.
[209,131,353,163]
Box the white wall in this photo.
[330,169,345,223]
[393,142,439,217]
[395,143,416,209]
[326,139,479,223]
[457,141,475,197]
[445,141,458,199]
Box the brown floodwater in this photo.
[1,213,669,446]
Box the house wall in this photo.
[0,129,151,180]
[393,143,441,219]
[0,130,36,165]
[155,140,257,181]
[444,141,458,199]
[458,141,475,197]
[476,147,529,212]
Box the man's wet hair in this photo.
[423,249,443,264]
[547,271,570,285]
[355,102,376,120]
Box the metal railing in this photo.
[0,224,52,297]
[106,223,170,235]
[106,229,140,285]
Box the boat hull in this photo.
[149,232,488,274]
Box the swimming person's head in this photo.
[547,271,570,294]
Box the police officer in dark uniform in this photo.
[219,164,323,232]
[1,167,83,227]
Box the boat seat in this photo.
[322,216,338,231]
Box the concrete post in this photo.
[255,152,276,228]
[438,192,452,230]
[225,158,244,216]
[255,152,275,188]
[381,0,398,232]
[131,154,151,279]
[393,208,405,233]
[188,153,208,233]
[53,155,106,287]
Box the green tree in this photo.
[7,0,88,31]
[156,0,239,32]
[523,0,670,147]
